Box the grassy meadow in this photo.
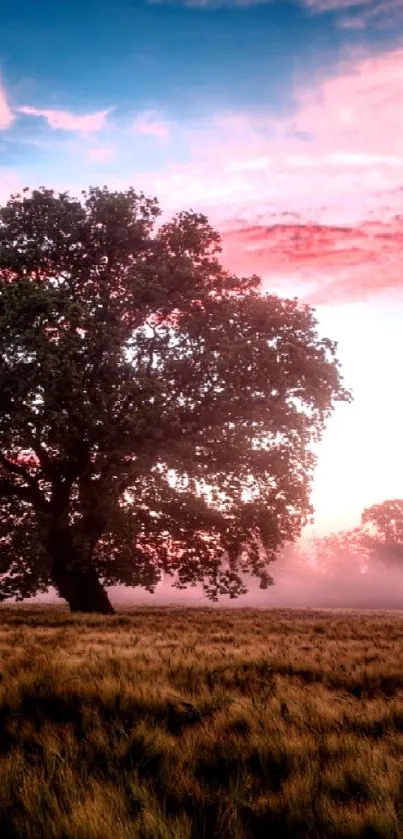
[1,605,403,838]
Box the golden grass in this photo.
[1,604,403,837]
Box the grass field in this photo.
[1,605,403,838]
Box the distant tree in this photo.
[301,528,368,578]
[0,187,351,613]
[361,499,403,566]
[307,500,403,580]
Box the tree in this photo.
[300,528,368,578]
[0,186,351,613]
[308,499,403,581]
[361,499,403,566]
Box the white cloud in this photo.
[17,106,112,133]
[0,72,14,130]
[132,111,170,139]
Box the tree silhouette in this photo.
[0,187,350,613]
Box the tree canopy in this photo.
[0,186,351,612]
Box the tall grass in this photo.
[1,604,403,837]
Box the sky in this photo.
[1,0,403,556]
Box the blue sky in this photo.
[1,0,402,192]
[0,0,393,118]
[1,0,403,535]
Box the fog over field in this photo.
[29,544,403,611]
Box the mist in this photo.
[27,541,403,611]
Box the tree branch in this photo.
[0,451,37,484]
[0,452,49,512]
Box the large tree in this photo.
[0,187,350,613]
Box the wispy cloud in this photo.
[313,0,403,28]
[17,106,112,133]
[150,0,403,27]
[303,0,373,10]
[301,0,403,29]
[149,0,272,6]
[0,73,14,130]
[132,110,170,139]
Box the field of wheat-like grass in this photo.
[1,604,403,838]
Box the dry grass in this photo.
[1,604,403,837]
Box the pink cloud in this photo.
[290,49,403,160]
[219,216,403,303]
[25,44,403,306]
[135,44,403,222]
[128,45,403,304]
[17,106,111,133]
[87,146,115,163]
[132,111,170,139]
[0,73,14,130]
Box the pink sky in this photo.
[131,45,403,307]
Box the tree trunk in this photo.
[46,529,115,615]
[52,560,115,614]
